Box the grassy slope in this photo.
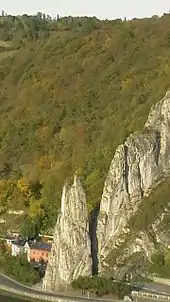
[0,40,17,61]
[1,14,170,231]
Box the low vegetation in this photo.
[71,276,132,298]
[0,246,40,285]
[149,249,170,278]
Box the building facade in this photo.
[30,242,51,264]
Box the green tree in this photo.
[20,216,42,239]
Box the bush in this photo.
[0,250,40,285]
[149,249,170,278]
[71,276,132,298]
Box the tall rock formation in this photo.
[97,91,170,274]
[43,175,91,291]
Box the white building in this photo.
[24,241,32,262]
[5,236,17,247]
[11,239,34,261]
[11,240,25,257]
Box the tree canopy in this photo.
[1,13,170,235]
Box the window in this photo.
[46,252,48,257]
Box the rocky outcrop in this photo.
[43,91,170,288]
[111,231,155,279]
[97,91,170,274]
[43,175,91,291]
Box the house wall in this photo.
[6,239,14,246]
[30,249,50,263]
[5,239,16,253]
[11,244,22,257]
[27,248,31,262]
[23,243,31,262]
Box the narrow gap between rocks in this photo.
[89,205,100,275]
[153,130,161,166]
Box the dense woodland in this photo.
[1,12,170,237]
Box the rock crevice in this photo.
[89,206,99,276]
[137,160,144,198]
[123,145,130,199]
[153,131,161,166]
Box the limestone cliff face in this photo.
[43,175,91,291]
[43,91,170,288]
[111,231,155,279]
[97,91,170,273]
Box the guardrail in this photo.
[0,284,59,301]
[0,283,123,302]
[132,290,170,301]
[3,272,170,302]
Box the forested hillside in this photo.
[1,12,170,237]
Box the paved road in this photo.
[0,273,120,301]
[1,272,170,301]
[113,279,170,296]
[139,282,170,295]
[0,273,92,301]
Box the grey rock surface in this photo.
[43,175,91,291]
[97,91,170,273]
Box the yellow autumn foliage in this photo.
[17,178,31,198]
[29,199,45,218]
